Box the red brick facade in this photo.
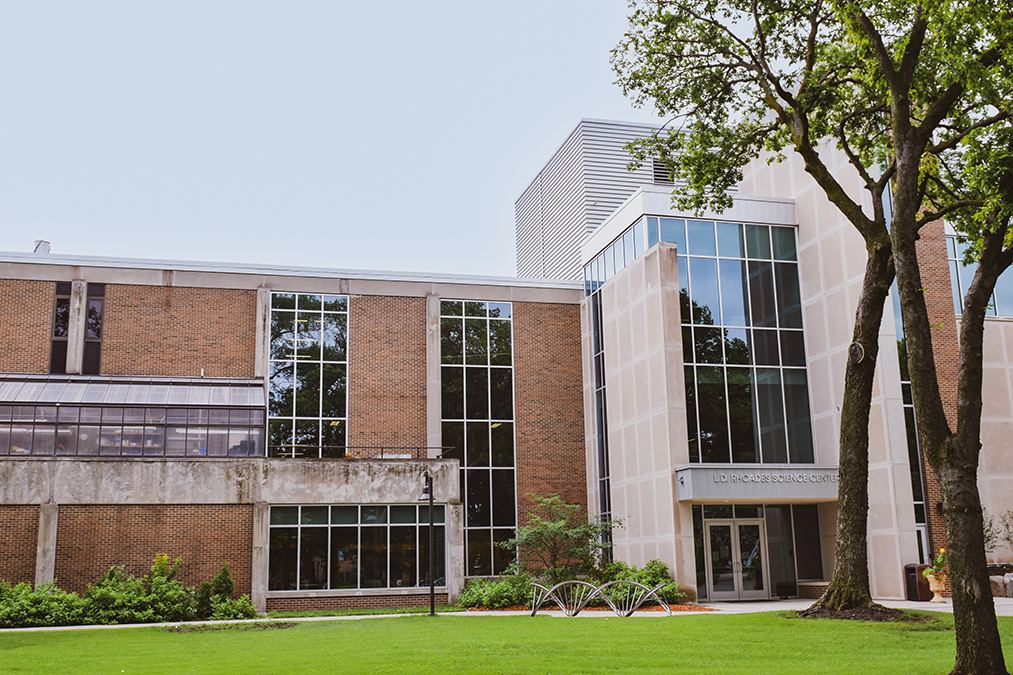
[101,285,257,378]
[53,504,253,595]
[513,302,587,521]
[0,505,40,584]
[914,220,959,558]
[346,295,427,449]
[266,592,448,612]
[0,279,52,374]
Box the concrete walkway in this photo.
[3,596,1012,632]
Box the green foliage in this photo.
[1000,510,1013,556]
[984,509,1000,554]
[501,494,621,585]
[457,573,534,609]
[0,555,257,628]
[210,594,258,620]
[0,581,85,628]
[598,559,686,606]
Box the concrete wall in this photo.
[979,318,1013,563]
[592,244,696,590]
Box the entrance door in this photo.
[705,520,768,600]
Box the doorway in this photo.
[705,519,768,600]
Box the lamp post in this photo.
[418,470,435,616]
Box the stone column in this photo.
[426,293,442,458]
[251,502,270,612]
[35,504,58,586]
[65,280,87,374]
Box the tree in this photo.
[614,1,1010,671]
[502,494,620,585]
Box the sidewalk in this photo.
[3,596,1011,631]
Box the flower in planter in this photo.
[923,548,947,580]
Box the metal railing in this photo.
[267,446,453,460]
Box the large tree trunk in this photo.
[892,217,1008,674]
[810,237,893,610]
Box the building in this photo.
[517,119,1013,601]
[3,117,1010,611]
[0,254,586,610]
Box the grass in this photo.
[266,604,465,618]
[1,611,1011,675]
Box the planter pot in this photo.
[927,576,946,603]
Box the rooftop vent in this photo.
[652,159,674,185]
[33,240,51,254]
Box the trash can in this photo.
[905,564,919,601]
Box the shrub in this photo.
[210,594,258,620]
[598,559,686,606]
[0,581,86,628]
[458,573,534,609]
[83,555,195,624]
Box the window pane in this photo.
[689,257,720,325]
[488,303,511,319]
[694,327,723,364]
[466,422,490,467]
[756,368,787,463]
[717,223,745,258]
[659,218,686,252]
[647,217,659,249]
[775,262,803,328]
[685,366,699,463]
[441,421,464,462]
[323,295,347,313]
[772,227,797,261]
[719,260,750,326]
[465,319,489,365]
[360,527,387,588]
[623,228,635,266]
[727,368,758,463]
[745,225,772,259]
[441,318,464,364]
[56,425,77,455]
[467,470,491,527]
[793,505,824,579]
[489,320,512,366]
[362,506,387,524]
[389,526,418,588]
[321,314,347,362]
[419,525,446,587]
[33,425,56,455]
[753,329,780,365]
[321,364,346,418]
[780,332,806,367]
[144,426,165,456]
[269,528,298,591]
[687,220,716,256]
[491,422,513,467]
[493,528,516,576]
[748,261,777,327]
[465,302,487,317]
[299,527,329,590]
[297,294,322,311]
[331,506,357,524]
[441,300,462,316]
[784,370,815,463]
[724,328,751,365]
[294,420,319,457]
[164,426,186,456]
[53,298,70,337]
[465,368,489,420]
[272,293,296,310]
[122,426,145,456]
[390,506,416,524]
[490,369,513,420]
[330,527,358,589]
[269,362,295,418]
[697,366,729,463]
[294,363,321,417]
[492,470,516,527]
[302,506,329,525]
[441,367,464,419]
[467,528,492,576]
[10,425,31,454]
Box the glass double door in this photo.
[705,519,768,600]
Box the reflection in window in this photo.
[268,504,446,591]
[269,293,348,458]
[441,300,515,576]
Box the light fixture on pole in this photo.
[417,470,435,616]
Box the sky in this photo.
[0,1,662,277]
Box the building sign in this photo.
[675,465,839,503]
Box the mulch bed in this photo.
[796,606,911,622]
[164,622,297,633]
[469,604,717,613]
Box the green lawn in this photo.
[2,611,1011,675]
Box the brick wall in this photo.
[0,505,40,584]
[266,592,448,612]
[53,504,253,594]
[513,302,587,521]
[914,219,959,557]
[0,279,52,373]
[346,295,427,449]
[101,285,257,378]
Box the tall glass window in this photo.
[269,293,348,458]
[268,504,446,591]
[583,217,814,465]
[440,300,516,577]
[675,220,813,464]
